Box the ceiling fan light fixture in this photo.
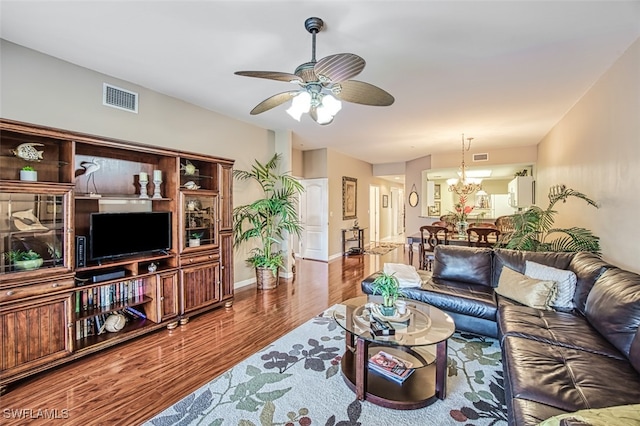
[235,16,394,125]
[316,94,342,123]
[286,91,312,121]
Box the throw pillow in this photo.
[525,260,577,310]
[537,404,640,426]
[383,263,421,288]
[495,266,557,310]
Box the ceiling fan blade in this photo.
[249,91,298,115]
[333,80,395,106]
[235,71,303,84]
[314,53,365,83]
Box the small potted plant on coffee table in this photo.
[371,271,405,316]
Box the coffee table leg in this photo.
[355,337,369,401]
[435,339,448,399]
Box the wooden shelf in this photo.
[74,296,153,321]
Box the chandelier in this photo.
[447,134,483,196]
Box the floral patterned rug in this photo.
[145,307,507,426]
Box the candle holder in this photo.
[139,177,149,199]
[153,178,163,199]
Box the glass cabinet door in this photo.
[1,189,70,275]
[181,191,218,251]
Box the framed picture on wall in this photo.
[434,184,441,200]
[382,195,389,208]
[428,201,441,216]
[342,176,357,219]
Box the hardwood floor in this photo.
[1,247,409,425]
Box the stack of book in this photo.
[368,350,415,384]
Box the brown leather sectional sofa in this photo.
[361,246,640,425]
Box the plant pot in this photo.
[20,170,37,181]
[256,266,279,290]
[189,238,200,247]
[14,258,43,271]
[379,304,397,317]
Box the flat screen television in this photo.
[89,211,172,262]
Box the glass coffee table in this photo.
[332,295,456,409]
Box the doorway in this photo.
[369,185,380,247]
[299,178,328,261]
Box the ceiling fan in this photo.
[234,17,395,125]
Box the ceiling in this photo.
[1,1,639,167]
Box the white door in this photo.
[299,178,328,261]
[369,185,380,246]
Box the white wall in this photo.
[536,38,640,273]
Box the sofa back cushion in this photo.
[585,267,640,363]
[568,251,611,315]
[433,245,493,287]
[492,249,574,288]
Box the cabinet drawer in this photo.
[0,279,75,302]
[180,251,219,266]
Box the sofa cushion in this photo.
[493,249,574,288]
[410,277,497,320]
[585,267,640,361]
[433,245,492,286]
[496,267,557,310]
[498,305,625,360]
[537,404,640,426]
[525,261,577,310]
[502,335,640,414]
[568,252,611,315]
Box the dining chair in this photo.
[467,222,498,229]
[466,227,501,248]
[419,225,449,271]
[495,215,516,245]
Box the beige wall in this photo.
[536,38,640,273]
[0,40,274,285]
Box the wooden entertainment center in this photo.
[0,118,234,393]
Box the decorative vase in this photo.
[380,304,397,317]
[20,170,37,181]
[457,221,468,238]
[189,238,200,247]
[256,266,279,290]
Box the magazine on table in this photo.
[368,350,415,383]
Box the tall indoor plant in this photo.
[504,184,601,254]
[232,153,304,290]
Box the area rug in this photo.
[145,307,507,426]
[365,242,405,256]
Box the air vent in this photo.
[103,83,138,113]
[473,153,489,162]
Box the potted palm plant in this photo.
[504,184,601,254]
[371,272,405,316]
[232,153,304,290]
